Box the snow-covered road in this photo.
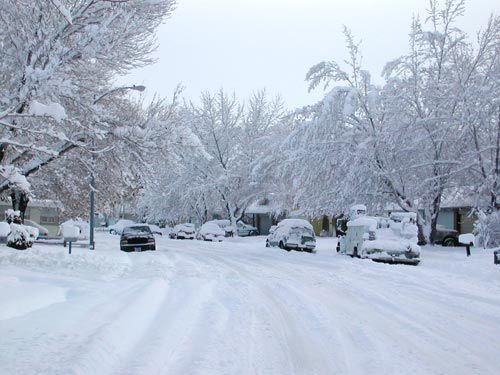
[1,233,499,375]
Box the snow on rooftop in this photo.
[0,198,63,209]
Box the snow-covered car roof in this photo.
[347,217,378,230]
[211,220,231,227]
[200,222,225,235]
[390,212,417,221]
[109,219,135,228]
[350,204,367,211]
[277,219,313,230]
[174,223,195,229]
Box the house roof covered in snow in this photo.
[0,198,63,210]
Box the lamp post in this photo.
[89,84,146,250]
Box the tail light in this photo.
[147,238,155,243]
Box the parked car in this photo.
[211,220,234,237]
[170,223,196,239]
[197,222,225,241]
[24,219,49,237]
[210,220,258,237]
[120,225,156,252]
[109,219,135,235]
[147,224,163,235]
[266,219,316,252]
[434,225,459,246]
[338,216,421,265]
[390,212,459,246]
[236,221,259,236]
[162,226,173,237]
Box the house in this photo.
[310,215,336,237]
[436,196,477,234]
[245,198,284,235]
[386,192,480,235]
[0,199,63,236]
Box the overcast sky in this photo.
[120,0,499,108]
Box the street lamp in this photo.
[89,84,146,250]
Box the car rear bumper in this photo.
[204,235,224,241]
[366,252,420,265]
[120,243,155,251]
[286,243,316,251]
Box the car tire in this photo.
[110,229,116,235]
[279,241,289,251]
[442,237,457,247]
[266,240,270,247]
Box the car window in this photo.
[290,227,314,237]
[123,226,151,235]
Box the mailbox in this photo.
[61,225,80,254]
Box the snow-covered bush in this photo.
[474,210,500,248]
[5,209,22,224]
[7,224,33,250]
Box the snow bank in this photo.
[0,275,67,320]
[0,247,132,281]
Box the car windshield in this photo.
[123,226,151,235]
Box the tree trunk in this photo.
[10,189,29,223]
[428,193,442,245]
[417,221,427,246]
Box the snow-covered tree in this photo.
[272,0,500,244]
[139,89,286,230]
[0,0,176,217]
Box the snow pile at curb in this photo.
[0,247,132,280]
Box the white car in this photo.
[266,219,316,253]
[197,222,225,242]
[236,221,259,236]
[24,220,49,237]
[210,220,258,236]
[147,224,163,235]
[109,219,135,235]
[170,223,196,239]
[338,216,421,265]
[210,220,234,237]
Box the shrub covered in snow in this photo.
[7,223,34,250]
[5,209,22,224]
[474,210,500,248]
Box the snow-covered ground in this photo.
[1,233,499,375]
